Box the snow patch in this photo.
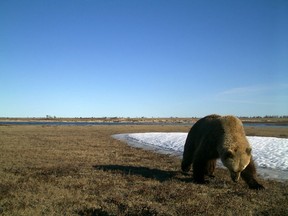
[113,133,288,181]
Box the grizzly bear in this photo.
[181,114,264,189]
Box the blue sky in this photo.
[1,0,287,118]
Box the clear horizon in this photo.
[0,115,287,119]
[1,1,287,118]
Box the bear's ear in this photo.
[224,150,234,159]
[246,147,252,155]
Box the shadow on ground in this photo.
[93,165,185,182]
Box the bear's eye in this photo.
[224,150,234,159]
[246,148,252,155]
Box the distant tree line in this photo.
[43,115,288,119]
[238,115,288,119]
[46,115,57,119]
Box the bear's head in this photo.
[221,147,252,182]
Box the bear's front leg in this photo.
[241,160,264,190]
[192,158,207,184]
[205,159,216,177]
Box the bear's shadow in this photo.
[93,165,186,182]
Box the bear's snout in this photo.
[230,171,241,182]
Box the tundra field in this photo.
[0,124,288,215]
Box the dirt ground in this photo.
[0,125,287,215]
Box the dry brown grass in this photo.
[0,125,287,215]
[245,126,288,138]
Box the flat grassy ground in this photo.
[0,125,287,216]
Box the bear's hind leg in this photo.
[181,142,196,172]
[241,160,264,190]
[192,157,208,184]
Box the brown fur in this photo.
[181,114,264,189]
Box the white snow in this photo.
[113,133,288,181]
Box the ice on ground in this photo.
[113,133,288,181]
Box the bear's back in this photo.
[187,114,248,149]
[188,114,224,145]
[219,115,249,149]
[219,115,246,136]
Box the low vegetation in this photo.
[1,116,288,125]
[0,125,287,215]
